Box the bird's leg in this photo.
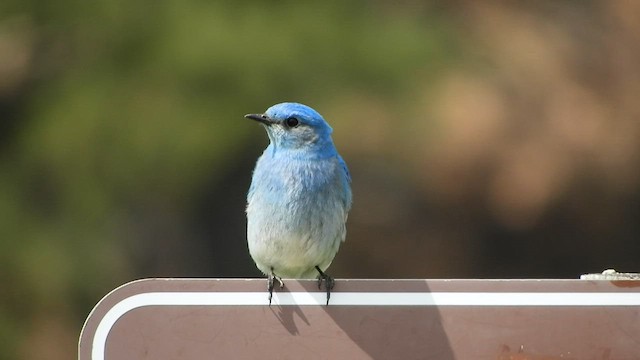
[267,267,284,305]
[315,266,335,305]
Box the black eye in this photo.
[285,117,299,128]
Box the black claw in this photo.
[267,277,274,305]
[315,266,335,305]
[267,268,283,306]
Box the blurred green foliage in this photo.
[0,2,456,358]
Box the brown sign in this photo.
[79,279,640,359]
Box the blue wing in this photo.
[338,155,351,184]
[338,155,352,213]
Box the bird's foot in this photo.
[267,268,284,306]
[315,266,335,305]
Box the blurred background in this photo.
[1,1,639,359]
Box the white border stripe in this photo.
[91,291,640,360]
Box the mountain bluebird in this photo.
[245,102,352,305]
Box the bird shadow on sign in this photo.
[259,280,455,359]
[269,296,310,336]
[322,280,455,360]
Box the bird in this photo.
[244,102,352,305]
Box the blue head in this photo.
[245,102,334,152]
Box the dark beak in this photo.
[245,113,273,126]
